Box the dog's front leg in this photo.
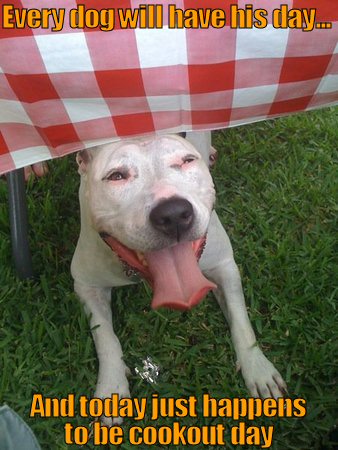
[210,262,286,398]
[203,214,287,398]
[74,281,130,423]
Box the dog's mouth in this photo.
[100,233,216,310]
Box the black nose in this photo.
[149,197,194,240]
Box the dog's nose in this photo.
[150,197,194,240]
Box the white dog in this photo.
[71,132,286,422]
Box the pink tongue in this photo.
[144,241,216,310]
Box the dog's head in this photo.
[77,135,216,309]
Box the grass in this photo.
[0,108,337,449]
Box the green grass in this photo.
[0,108,337,449]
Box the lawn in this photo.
[0,108,337,449]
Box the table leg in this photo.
[7,168,34,279]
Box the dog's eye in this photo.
[182,155,197,165]
[105,171,126,181]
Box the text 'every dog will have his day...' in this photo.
[1,4,332,32]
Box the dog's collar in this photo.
[99,232,142,280]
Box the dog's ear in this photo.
[209,146,218,168]
[76,150,92,175]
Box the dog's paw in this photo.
[94,366,131,426]
[238,346,287,399]
[94,386,131,426]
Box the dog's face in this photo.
[79,135,215,253]
[78,134,217,309]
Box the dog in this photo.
[71,131,286,424]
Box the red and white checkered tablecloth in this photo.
[0,0,337,174]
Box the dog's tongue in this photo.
[144,242,216,310]
[100,235,215,310]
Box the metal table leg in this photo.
[7,168,34,279]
